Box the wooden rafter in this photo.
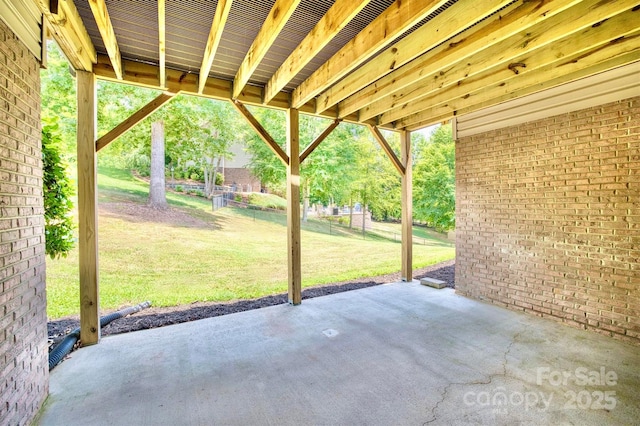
[263,0,371,104]
[198,0,233,94]
[315,0,512,114]
[158,0,166,88]
[96,93,175,152]
[291,0,450,109]
[367,125,404,176]
[299,119,341,164]
[399,36,640,131]
[232,0,301,99]
[338,0,584,120]
[230,100,289,166]
[88,0,122,79]
[406,52,640,132]
[381,8,640,126]
[35,0,96,71]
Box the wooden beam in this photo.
[88,0,122,79]
[299,119,341,164]
[286,108,302,305]
[370,0,639,124]
[198,0,233,94]
[76,70,100,346]
[383,8,640,127]
[404,49,640,131]
[400,130,412,282]
[338,0,584,120]
[368,125,405,176]
[263,0,371,104]
[158,0,166,88]
[315,0,512,114]
[230,100,289,166]
[291,0,449,109]
[35,0,96,71]
[233,0,301,99]
[96,93,175,151]
[92,54,391,129]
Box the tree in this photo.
[42,123,75,258]
[41,41,77,157]
[149,121,168,208]
[413,124,455,231]
[161,96,238,196]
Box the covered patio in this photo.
[37,282,640,425]
[35,0,640,346]
[0,0,638,424]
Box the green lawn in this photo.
[46,167,455,318]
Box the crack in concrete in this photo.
[422,326,527,425]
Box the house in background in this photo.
[221,142,262,192]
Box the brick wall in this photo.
[455,97,639,344]
[0,20,48,425]
[223,167,261,192]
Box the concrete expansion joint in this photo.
[422,326,527,424]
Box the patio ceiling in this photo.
[36,0,640,131]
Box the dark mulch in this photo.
[48,260,454,343]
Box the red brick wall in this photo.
[455,97,639,344]
[0,20,48,424]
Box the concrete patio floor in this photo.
[36,281,639,426]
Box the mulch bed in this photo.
[48,260,454,343]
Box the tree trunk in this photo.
[348,196,353,229]
[149,121,168,209]
[211,157,222,196]
[362,186,367,238]
[204,163,210,194]
[362,204,367,238]
[302,182,309,222]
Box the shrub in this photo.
[195,190,205,197]
[42,124,75,259]
[185,166,204,182]
[215,173,224,186]
[234,194,243,202]
[175,185,183,192]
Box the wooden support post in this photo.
[400,130,412,282]
[76,71,100,345]
[287,108,301,305]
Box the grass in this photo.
[247,192,287,210]
[46,167,455,318]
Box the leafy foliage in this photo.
[41,42,77,157]
[413,124,455,231]
[42,123,75,258]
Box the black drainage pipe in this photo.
[49,301,152,371]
